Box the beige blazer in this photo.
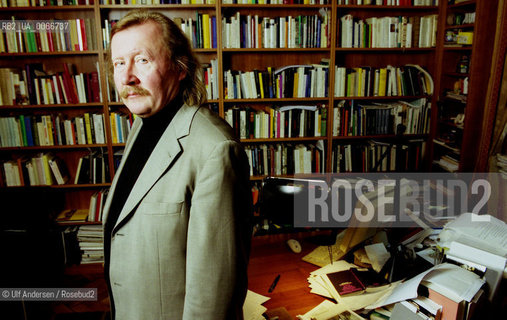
[102,104,252,319]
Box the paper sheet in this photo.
[366,263,459,309]
[242,290,270,320]
[296,300,365,320]
[439,212,507,257]
[308,261,357,298]
[364,243,391,272]
[423,263,485,302]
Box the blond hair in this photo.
[108,9,206,106]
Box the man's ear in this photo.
[178,71,186,81]
[174,59,187,81]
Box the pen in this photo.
[268,274,281,293]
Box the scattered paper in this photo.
[297,300,365,320]
[438,212,507,257]
[364,243,391,272]
[243,290,270,320]
[307,261,357,298]
[302,230,348,267]
[366,263,467,310]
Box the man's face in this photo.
[111,21,184,118]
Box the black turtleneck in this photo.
[105,96,182,239]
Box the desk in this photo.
[248,231,333,319]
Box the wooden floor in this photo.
[247,231,332,318]
[4,232,330,320]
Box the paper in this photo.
[366,263,460,309]
[439,212,507,257]
[307,261,357,298]
[302,230,348,267]
[423,263,485,302]
[296,300,365,320]
[448,240,506,300]
[364,243,391,272]
[302,245,348,267]
[242,290,270,320]
[339,284,400,311]
[416,247,437,265]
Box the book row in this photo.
[333,98,431,137]
[175,14,217,49]
[103,13,218,50]
[339,14,438,48]
[0,63,102,106]
[202,59,219,100]
[0,0,435,7]
[1,152,69,187]
[334,64,433,98]
[0,18,97,54]
[74,150,110,184]
[87,189,109,223]
[0,112,106,147]
[222,0,329,4]
[100,0,216,4]
[224,64,329,100]
[245,141,326,176]
[225,105,327,139]
[331,139,425,173]
[222,11,330,49]
[337,0,438,5]
[1,0,94,7]
[109,111,134,144]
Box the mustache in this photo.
[120,86,150,99]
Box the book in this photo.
[48,156,70,185]
[56,208,89,224]
[325,267,387,296]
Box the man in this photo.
[102,9,252,320]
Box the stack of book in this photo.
[77,225,104,265]
[1,152,69,187]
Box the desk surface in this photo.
[248,231,333,319]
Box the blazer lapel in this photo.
[111,104,198,233]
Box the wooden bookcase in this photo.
[0,0,499,222]
[429,0,499,172]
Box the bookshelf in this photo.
[429,0,499,172]
[0,0,500,226]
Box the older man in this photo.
[102,9,252,320]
